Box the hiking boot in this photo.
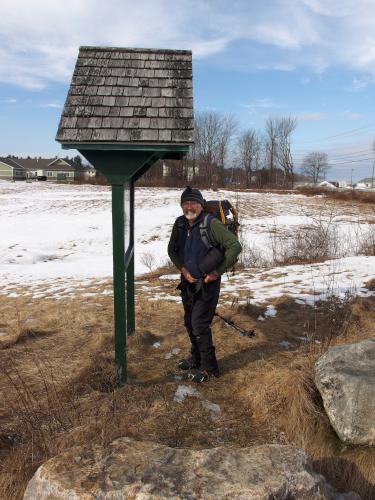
[177,358,200,371]
[187,368,220,383]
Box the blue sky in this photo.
[1,0,375,181]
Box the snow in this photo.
[173,384,222,419]
[164,347,181,360]
[1,182,375,306]
[173,385,200,402]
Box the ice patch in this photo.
[279,340,293,348]
[203,400,221,419]
[164,347,181,359]
[264,305,277,317]
[174,385,200,402]
[160,274,180,280]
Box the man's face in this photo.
[181,200,203,221]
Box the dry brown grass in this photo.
[296,186,375,204]
[0,282,374,499]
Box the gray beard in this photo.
[184,211,198,221]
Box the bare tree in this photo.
[265,117,279,181]
[301,152,330,184]
[237,129,262,187]
[194,111,237,187]
[276,116,297,187]
[216,114,238,186]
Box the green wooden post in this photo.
[126,181,135,336]
[111,183,127,385]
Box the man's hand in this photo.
[181,266,198,284]
[204,272,219,283]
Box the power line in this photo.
[295,122,375,145]
[293,148,373,160]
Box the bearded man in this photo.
[168,187,242,382]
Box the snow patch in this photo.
[164,347,181,360]
[173,385,200,402]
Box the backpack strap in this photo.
[200,214,214,250]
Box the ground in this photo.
[0,181,374,499]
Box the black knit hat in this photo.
[180,186,205,206]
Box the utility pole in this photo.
[372,159,375,189]
[350,168,353,188]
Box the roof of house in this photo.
[56,46,194,146]
[0,157,83,171]
[0,157,27,170]
[14,158,56,170]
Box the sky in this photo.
[1,0,375,181]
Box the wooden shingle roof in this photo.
[56,47,194,146]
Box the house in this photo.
[11,157,55,178]
[0,157,84,182]
[319,181,337,190]
[0,157,27,180]
[40,158,83,181]
[356,178,374,189]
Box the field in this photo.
[1,181,375,498]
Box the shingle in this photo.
[56,46,194,144]
[119,107,134,117]
[158,129,172,141]
[62,117,77,128]
[102,117,123,128]
[129,97,151,107]
[111,87,124,96]
[115,96,129,106]
[139,118,151,128]
[133,107,147,117]
[122,87,142,97]
[88,117,102,128]
[130,129,142,140]
[150,118,166,129]
[91,129,117,141]
[172,130,193,142]
[140,130,158,141]
[146,108,159,117]
[97,86,113,96]
[109,106,121,116]
[142,87,161,97]
[160,88,174,98]
[117,129,131,141]
[102,96,116,106]
[88,96,104,105]
[123,117,140,129]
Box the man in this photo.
[168,186,242,383]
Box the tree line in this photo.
[139,110,331,189]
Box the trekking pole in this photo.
[214,312,256,338]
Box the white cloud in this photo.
[297,112,327,121]
[1,0,375,89]
[244,98,286,113]
[340,111,364,121]
[42,103,62,109]
[1,98,17,103]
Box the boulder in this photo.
[315,338,375,445]
[23,438,360,499]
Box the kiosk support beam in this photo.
[126,181,135,336]
[111,183,127,385]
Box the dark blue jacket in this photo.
[175,213,213,279]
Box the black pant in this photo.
[179,277,221,371]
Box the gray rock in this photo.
[315,338,375,445]
[23,438,360,499]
